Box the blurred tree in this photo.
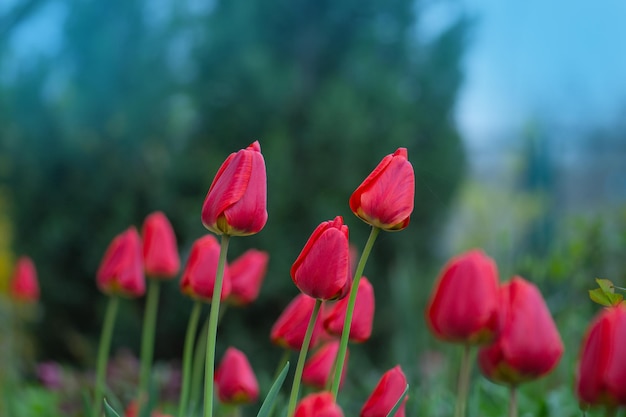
[0,0,468,384]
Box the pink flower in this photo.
[10,256,39,303]
[361,366,408,417]
[228,249,269,305]
[201,141,267,236]
[180,235,231,302]
[294,392,344,417]
[324,277,375,343]
[142,211,180,279]
[97,227,145,298]
[302,341,348,390]
[270,294,324,351]
[215,347,259,404]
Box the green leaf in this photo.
[386,384,409,417]
[256,361,290,417]
[103,398,122,417]
[589,278,623,307]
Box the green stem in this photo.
[190,314,210,413]
[203,234,231,417]
[606,407,617,417]
[508,386,517,417]
[93,296,120,417]
[178,301,202,417]
[330,226,380,399]
[286,299,322,417]
[139,279,161,415]
[454,344,472,417]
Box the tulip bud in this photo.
[180,235,231,302]
[97,227,145,298]
[291,216,350,300]
[350,148,415,231]
[270,294,324,351]
[360,365,408,417]
[478,277,563,385]
[302,341,348,390]
[425,249,500,345]
[294,392,344,417]
[10,256,39,303]
[227,249,269,306]
[576,304,626,406]
[215,347,259,405]
[142,211,180,279]
[201,141,268,236]
[324,277,375,343]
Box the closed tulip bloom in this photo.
[361,365,408,417]
[271,293,324,351]
[201,141,267,236]
[294,392,344,417]
[478,277,563,385]
[142,211,180,279]
[227,249,269,306]
[576,304,626,406]
[215,347,259,405]
[291,216,350,300]
[10,256,39,303]
[302,341,348,390]
[350,148,414,231]
[324,277,375,342]
[97,227,145,298]
[180,235,231,302]
[426,249,500,344]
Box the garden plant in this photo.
[2,141,626,417]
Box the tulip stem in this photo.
[203,233,231,417]
[454,344,472,417]
[286,298,323,417]
[138,279,160,415]
[606,408,617,417]
[330,226,380,399]
[508,386,517,417]
[93,296,120,417]
[178,300,202,417]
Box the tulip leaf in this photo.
[103,398,122,417]
[589,278,623,307]
[256,361,290,417]
[386,384,409,417]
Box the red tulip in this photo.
[215,347,259,405]
[201,141,267,236]
[478,277,563,385]
[180,235,231,302]
[360,365,408,417]
[302,341,348,390]
[142,211,180,279]
[576,304,626,406]
[350,148,414,231]
[227,249,269,306]
[425,249,500,344]
[270,293,324,351]
[294,392,344,417]
[97,227,145,298]
[9,256,39,303]
[291,216,350,300]
[324,277,375,342]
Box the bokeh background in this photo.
[0,0,625,415]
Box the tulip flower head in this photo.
[350,148,414,231]
[215,347,259,405]
[426,249,500,345]
[270,293,324,351]
[180,235,231,302]
[291,216,350,300]
[294,392,344,417]
[302,341,348,390]
[9,256,39,303]
[227,249,269,306]
[576,304,626,407]
[142,211,180,279]
[361,365,408,417]
[478,277,563,385]
[324,276,375,342]
[97,227,145,298]
[201,141,267,236]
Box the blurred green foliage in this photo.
[0,0,467,374]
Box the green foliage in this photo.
[589,278,623,307]
[103,399,122,417]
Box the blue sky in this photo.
[455,0,626,144]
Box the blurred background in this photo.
[0,0,625,415]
